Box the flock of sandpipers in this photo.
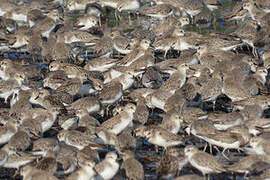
[0,0,270,179]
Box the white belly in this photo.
[110,117,132,135]
[0,131,14,145]
[119,1,140,11]
[151,96,165,110]
[86,104,100,114]
[101,91,122,105]
[99,163,119,180]
[0,91,13,101]
[113,43,132,54]
[12,13,27,22]
[42,24,56,38]
[41,120,55,133]
[189,157,213,175]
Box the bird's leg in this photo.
[191,16,195,25]
[203,143,208,152]
[155,145,159,153]
[98,17,102,27]
[237,147,244,153]
[118,11,122,21]
[247,44,252,54]
[116,10,121,22]
[222,148,230,160]
[234,46,239,55]
[4,97,8,104]
[210,143,213,154]
[164,147,167,153]
[213,14,217,30]
[164,50,168,59]
[213,145,219,151]
[31,54,35,63]
[239,44,243,53]
[137,12,140,21]
[115,10,118,21]
[237,148,241,154]
[12,168,20,179]
[176,168,182,176]
[244,172,248,179]
[106,105,111,117]
[252,46,258,58]
[128,12,131,25]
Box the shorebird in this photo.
[33,10,62,38]
[90,28,113,57]
[27,9,46,28]
[100,103,136,135]
[94,152,119,180]
[160,109,183,134]
[243,1,267,25]
[29,89,65,110]
[3,5,29,24]
[111,31,138,55]
[35,150,57,174]
[139,4,174,19]
[118,39,151,66]
[2,144,39,169]
[246,136,270,157]
[55,73,94,97]
[66,0,97,11]
[152,28,185,58]
[0,72,26,103]
[178,0,204,23]
[135,125,184,150]
[55,144,78,176]
[67,160,96,180]
[99,81,123,105]
[0,0,16,17]
[160,63,189,93]
[31,138,59,157]
[207,111,243,130]
[63,30,100,45]
[84,57,118,72]
[199,71,223,102]
[20,165,58,180]
[0,118,20,145]
[75,108,100,127]
[57,130,101,150]
[67,96,101,114]
[121,150,144,179]
[116,0,140,21]
[227,155,265,176]
[0,149,8,166]
[133,97,149,124]
[204,0,222,11]
[8,130,31,152]
[85,3,103,26]
[184,145,226,178]
[157,147,188,179]
[74,15,98,31]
